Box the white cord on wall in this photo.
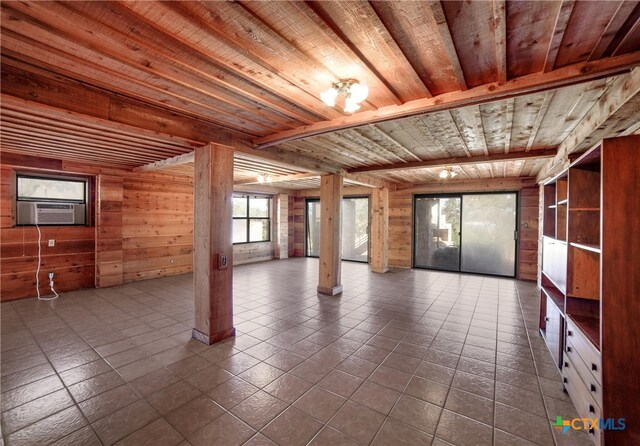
[36,223,59,301]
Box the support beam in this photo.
[193,143,235,345]
[136,152,195,172]
[343,171,395,189]
[347,149,557,174]
[233,173,318,186]
[254,53,640,149]
[370,187,389,274]
[317,174,343,295]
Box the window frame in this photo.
[232,194,271,245]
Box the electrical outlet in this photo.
[48,239,55,247]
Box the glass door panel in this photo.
[342,197,369,262]
[414,196,461,271]
[305,200,321,257]
[460,193,517,276]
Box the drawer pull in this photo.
[567,346,572,353]
[591,363,598,372]
[564,361,569,368]
[563,377,568,384]
[545,317,550,322]
[588,404,595,414]
[567,330,573,336]
[589,428,595,435]
[590,384,597,393]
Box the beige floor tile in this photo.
[129,367,181,396]
[206,376,259,409]
[145,380,201,415]
[404,376,449,406]
[238,363,285,388]
[494,402,555,446]
[165,394,225,438]
[435,410,493,446]
[91,400,159,445]
[230,390,288,430]
[215,352,261,374]
[243,433,278,446]
[444,388,494,425]
[293,386,346,422]
[372,418,433,446]
[290,359,334,384]
[308,426,361,446]
[49,426,101,446]
[263,373,313,403]
[6,406,86,446]
[1,389,74,434]
[317,369,364,398]
[188,412,255,446]
[329,400,386,445]
[114,418,183,446]
[452,370,495,399]
[350,380,401,415]
[262,407,323,445]
[78,384,140,422]
[336,355,378,379]
[415,361,456,386]
[390,394,442,434]
[496,381,546,417]
[368,365,412,392]
[1,375,65,410]
[184,365,234,392]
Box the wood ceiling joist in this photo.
[543,0,576,72]
[338,130,407,164]
[357,126,422,162]
[427,0,467,91]
[589,1,640,61]
[450,106,489,156]
[525,91,555,151]
[303,1,430,102]
[234,173,318,186]
[493,0,507,84]
[280,140,364,170]
[347,149,557,174]
[307,134,385,166]
[254,53,640,149]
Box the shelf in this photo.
[548,205,557,209]
[557,199,568,205]
[568,315,600,351]
[570,242,601,254]
[569,207,599,212]
[543,235,567,244]
[541,285,565,315]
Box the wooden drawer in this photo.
[563,339,602,406]
[562,356,602,446]
[566,317,601,385]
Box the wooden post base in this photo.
[192,327,236,345]
[317,285,343,296]
[371,266,389,274]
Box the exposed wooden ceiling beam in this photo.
[136,152,195,172]
[254,52,640,149]
[234,173,318,186]
[589,2,640,61]
[342,172,395,189]
[537,67,640,181]
[428,0,467,91]
[544,1,576,72]
[347,149,558,174]
[394,177,537,193]
[492,0,507,84]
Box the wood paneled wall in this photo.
[292,196,305,257]
[388,179,540,280]
[96,175,124,287]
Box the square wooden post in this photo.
[192,143,235,344]
[318,174,343,295]
[370,187,389,273]
[274,193,289,259]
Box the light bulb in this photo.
[257,175,265,183]
[344,97,361,113]
[439,170,449,179]
[266,176,273,183]
[450,170,457,178]
[320,87,338,107]
[349,83,369,103]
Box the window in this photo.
[16,174,88,226]
[233,195,271,243]
[17,175,86,202]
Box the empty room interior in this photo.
[1,1,640,445]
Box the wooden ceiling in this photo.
[1,1,640,187]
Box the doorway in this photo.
[413,192,518,277]
[305,197,370,262]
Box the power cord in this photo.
[35,223,59,301]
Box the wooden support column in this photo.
[96,174,123,287]
[193,143,235,345]
[274,194,289,259]
[318,174,343,295]
[370,187,389,273]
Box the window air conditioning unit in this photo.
[16,202,86,225]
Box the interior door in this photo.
[342,197,369,262]
[460,193,517,276]
[305,199,321,257]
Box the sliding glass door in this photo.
[305,197,370,262]
[414,192,517,277]
[414,196,461,271]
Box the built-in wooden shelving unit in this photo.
[539,135,640,445]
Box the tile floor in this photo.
[1,258,592,446]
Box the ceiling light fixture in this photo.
[439,167,458,180]
[257,174,272,184]
[321,79,369,113]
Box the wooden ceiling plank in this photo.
[1,147,138,169]
[610,6,640,56]
[254,52,640,148]
[303,1,430,102]
[589,1,640,60]
[318,133,388,166]
[116,0,341,120]
[1,118,189,157]
[395,117,451,159]
[279,140,364,169]
[543,0,577,72]
[339,130,407,164]
[137,152,195,172]
[493,0,507,84]
[234,173,318,186]
[538,67,640,180]
[525,90,555,151]
[360,126,422,162]
[503,98,515,153]
[347,149,557,174]
[450,106,489,156]
[422,112,472,158]
[427,0,468,91]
